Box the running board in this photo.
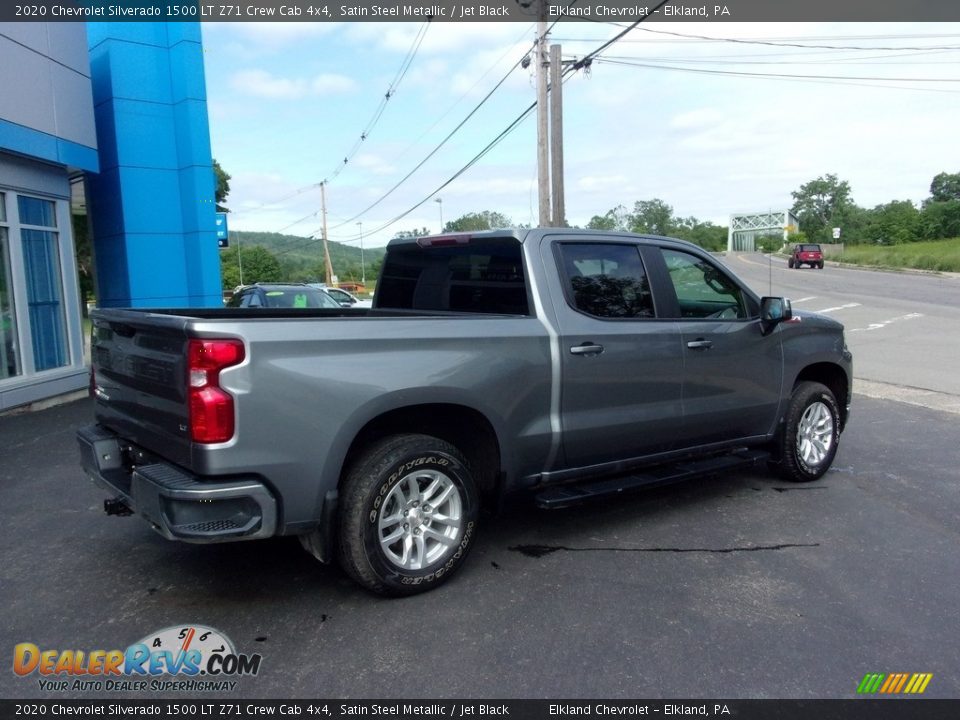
[535,449,770,509]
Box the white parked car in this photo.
[312,285,372,308]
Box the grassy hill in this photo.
[230,231,385,284]
[825,237,960,272]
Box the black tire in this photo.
[787,259,794,269]
[776,381,841,482]
[818,262,825,269]
[338,434,479,596]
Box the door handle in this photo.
[570,343,604,356]
[686,339,713,350]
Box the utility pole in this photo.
[320,181,334,285]
[235,229,243,286]
[356,221,365,285]
[536,11,551,227]
[549,43,565,228]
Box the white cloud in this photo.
[229,69,355,100]
[352,154,397,176]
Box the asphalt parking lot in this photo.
[2,393,959,700]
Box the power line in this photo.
[277,100,539,255]
[327,43,536,229]
[276,14,668,253]
[597,57,960,83]
[227,182,319,217]
[322,21,431,185]
[633,26,960,52]
[389,23,535,166]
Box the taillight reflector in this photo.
[187,339,245,444]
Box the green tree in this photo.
[586,205,629,231]
[220,245,282,290]
[921,200,960,240]
[864,200,922,245]
[213,159,231,213]
[929,171,960,203]
[674,218,728,251]
[394,227,432,239]
[444,211,512,232]
[627,199,674,235]
[71,213,94,309]
[790,174,855,243]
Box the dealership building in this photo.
[0,21,222,410]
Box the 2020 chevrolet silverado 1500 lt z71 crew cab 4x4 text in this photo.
[78,229,852,596]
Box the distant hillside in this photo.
[230,230,385,284]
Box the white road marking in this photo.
[850,313,923,332]
[812,302,861,314]
[792,296,817,303]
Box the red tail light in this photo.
[187,339,245,443]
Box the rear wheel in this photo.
[338,434,479,596]
[776,381,841,482]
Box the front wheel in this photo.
[776,381,841,482]
[338,434,479,596]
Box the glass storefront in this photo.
[18,195,68,372]
[0,185,81,402]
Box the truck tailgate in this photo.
[90,309,195,470]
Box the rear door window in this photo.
[557,243,654,319]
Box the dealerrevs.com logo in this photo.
[14,625,262,692]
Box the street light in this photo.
[356,221,365,285]
[434,197,443,233]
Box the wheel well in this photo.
[794,363,850,429]
[341,404,502,503]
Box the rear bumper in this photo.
[77,424,277,543]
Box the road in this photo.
[722,253,960,411]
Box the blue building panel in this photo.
[178,165,216,234]
[0,119,98,173]
[87,22,174,52]
[110,99,179,169]
[86,21,222,309]
[117,167,185,235]
[172,99,213,170]
[168,40,207,102]
[181,230,225,307]
[85,232,129,308]
[91,40,174,106]
[122,233,189,307]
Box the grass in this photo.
[825,237,960,273]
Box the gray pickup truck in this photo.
[78,229,852,596]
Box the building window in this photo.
[17,195,69,371]
[1,193,22,379]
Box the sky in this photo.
[200,20,960,250]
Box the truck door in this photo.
[541,238,685,469]
[650,246,783,444]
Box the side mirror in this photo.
[760,297,792,335]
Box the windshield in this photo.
[261,287,341,308]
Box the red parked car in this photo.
[789,243,824,269]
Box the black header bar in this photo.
[2,700,959,720]
[3,0,960,22]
